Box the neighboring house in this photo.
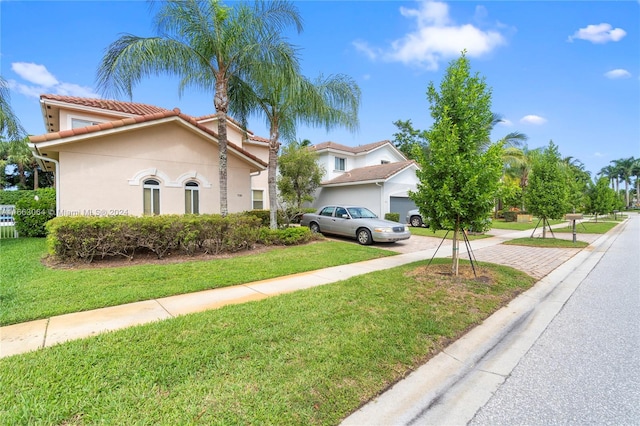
[311,141,419,221]
[29,95,269,216]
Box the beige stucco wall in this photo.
[56,122,256,216]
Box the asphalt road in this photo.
[470,214,640,425]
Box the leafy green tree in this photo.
[277,140,324,210]
[97,0,302,216]
[586,176,615,221]
[392,119,429,161]
[562,156,590,213]
[232,65,360,228]
[524,141,569,237]
[411,53,503,275]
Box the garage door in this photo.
[390,197,417,224]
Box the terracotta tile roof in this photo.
[313,140,391,154]
[29,108,267,167]
[322,161,417,185]
[40,94,170,116]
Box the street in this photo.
[470,214,640,425]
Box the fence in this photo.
[0,205,18,239]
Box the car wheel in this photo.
[410,215,423,227]
[309,222,321,234]
[357,228,373,245]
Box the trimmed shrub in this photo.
[384,213,400,222]
[0,190,38,205]
[259,226,313,246]
[14,188,56,237]
[46,213,264,262]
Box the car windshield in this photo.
[347,207,377,219]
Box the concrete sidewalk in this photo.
[0,222,606,359]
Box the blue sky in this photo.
[2,0,638,177]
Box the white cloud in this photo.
[520,115,547,125]
[568,23,626,44]
[12,62,58,87]
[10,62,99,98]
[604,69,631,79]
[352,40,380,60]
[354,0,507,70]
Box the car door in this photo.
[331,207,351,237]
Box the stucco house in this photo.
[28,95,270,216]
[310,141,419,221]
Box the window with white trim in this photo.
[143,179,160,215]
[252,190,264,210]
[71,118,102,128]
[185,181,200,214]
[335,156,346,171]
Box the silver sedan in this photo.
[300,205,411,245]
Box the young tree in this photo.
[97,0,302,216]
[411,53,503,275]
[524,141,569,237]
[586,176,616,222]
[277,140,324,210]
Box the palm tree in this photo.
[0,76,25,141]
[97,0,302,216]
[231,67,360,228]
[7,136,33,189]
[598,164,617,190]
[613,157,636,207]
[503,145,541,210]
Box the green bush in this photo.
[259,226,313,246]
[0,189,38,205]
[384,213,400,222]
[14,188,56,237]
[46,214,264,262]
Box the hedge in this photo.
[14,188,56,237]
[46,214,313,263]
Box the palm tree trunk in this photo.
[34,166,39,190]
[268,128,280,230]
[215,78,229,217]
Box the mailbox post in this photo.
[565,214,584,243]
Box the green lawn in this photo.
[409,227,491,240]
[553,220,619,234]
[489,218,564,231]
[0,258,535,425]
[0,238,395,326]
[503,238,589,248]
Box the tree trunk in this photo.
[452,227,459,276]
[214,76,229,217]
[33,167,39,190]
[542,218,547,238]
[268,127,280,230]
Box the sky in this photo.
[1,0,638,178]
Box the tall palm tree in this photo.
[613,157,636,207]
[503,145,541,210]
[7,136,33,189]
[231,67,360,228]
[598,164,617,190]
[97,0,302,216]
[0,76,25,141]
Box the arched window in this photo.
[143,179,160,215]
[185,181,200,214]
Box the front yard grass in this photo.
[0,259,535,425]
[0,238,395,326]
